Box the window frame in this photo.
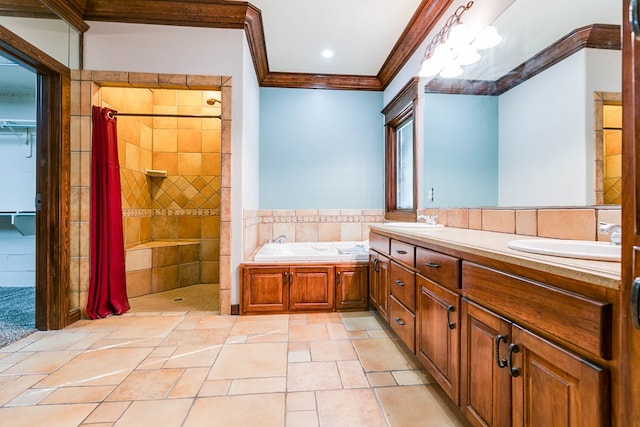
[383,78,419,221]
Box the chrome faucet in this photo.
[417,214,438,225]
[598,222,621,245]
[270,234,288,244]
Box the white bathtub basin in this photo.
[254,241,370,262]
[507,239,620,262]
[383,222,445,229]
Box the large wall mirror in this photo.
[420,0,621,208]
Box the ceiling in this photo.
[249,0,422,76]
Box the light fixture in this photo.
[321,49,334,59]
[418,1,501,79]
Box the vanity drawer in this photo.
[390,239,415,266]
[416,247,460,290]
[462,262,612,359]
[389,295,415,353]
[390,261,416,312]
[370,233,390,255]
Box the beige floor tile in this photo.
[0,403,97,427]
[114,398,192,427]
[353,338,419,372]
[288,341,310,352]
[35,348,152,388]
[367,329,394,338]
[105,316,183,339]
[287,362,342,391]
[289,324,330,342]
[169,367,209,398]
[367,371,397,387]
[149,346,176,357]
[198,380,231,397]
[392,369,430,385]
[183,394,285,427]
[228,377,286,395]
[286,410,319,427]
[337,360,369,389]
[42,385,115,404]
[348,330,370,339]
[375,385,466,426]
[193,315,236,330]
[0,352,33,365]
[67,332,113,350]
[316,389,386,427]
[225,335,247,344]
[162,344,221,368]
[327,323,349,340]
[288,350,311,363]
[83,401,131,423]
[128,283,219,313]
[341,313,384,332]
[106,369,184,401]
[247,332,289,343]
[310,340,357,361]
[3,351,81,375]
[90,337,164,350]
[6,387,54,406]
[19,333,89,352]
[0,375,47,406]
[208,343,287,380]
[229,318,288,336]
[286,391,316,411]
[160,329,212,346]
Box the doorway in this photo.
[0,52,36,346]
[594,91,622,205]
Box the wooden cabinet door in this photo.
[241,266,288,314]
[335,265,368,310]
[460,299,512,427]
[289,266,334,311]
[369,253,390,321]
[416,275,460,404]
[511,325,609,427]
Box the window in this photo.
[383,78,418,221]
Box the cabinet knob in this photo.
[396,250,407,255]
[394,317,406,326]
[507,343,520,377]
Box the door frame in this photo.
[0,25,71,330]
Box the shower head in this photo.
[206,97,221,106]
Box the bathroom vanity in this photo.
[369,224,619,427]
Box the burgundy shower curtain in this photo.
[86,106,130,319]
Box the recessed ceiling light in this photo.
[322,49,334,59]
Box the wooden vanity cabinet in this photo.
[389,259,417,352]
[369,252,390,320]
[417,274,460,404]
[335,264,369,310]
[241,263,368,314]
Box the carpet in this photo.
[0,286,36,348]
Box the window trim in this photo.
[382,78,419,221]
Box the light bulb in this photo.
[473,26,502,50]
[419,58,441,77]
[447,23,473,50]
[455,45,480,66]
[440,62,463,79]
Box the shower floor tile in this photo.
[127,283,219,313]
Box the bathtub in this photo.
[253,241,370,262]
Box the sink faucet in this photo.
[417,214,438,225]
[598,222,621,246]
[270,234,288,244]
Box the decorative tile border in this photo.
[261,214,385,224]
[122,208,220,217]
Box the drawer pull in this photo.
[373,258,380,272]
[507,343,520,377]
[394,280,405,287]
[425,262,440,268]
[446,305,456,330]
[495,334,508,368]
[394,317,406,326]
[396,250,408,255]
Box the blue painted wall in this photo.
[423,93,499,208]
[259,88,384,209]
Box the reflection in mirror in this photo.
[421,0,621,208]
[0,17,80,69]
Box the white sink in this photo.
[507,239,620,262]
[383,222,445,229]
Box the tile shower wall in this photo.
[70,71,232,317]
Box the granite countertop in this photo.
[369,224,621,290]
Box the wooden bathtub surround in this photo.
[240,262,368,315]
[368,225,618,427]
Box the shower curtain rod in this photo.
[107,111,220,119]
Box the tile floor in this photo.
[127,284,219,313]
[0,310,467,426]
